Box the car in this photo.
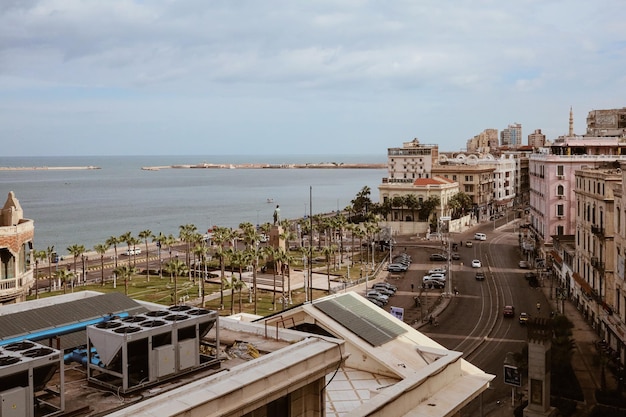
[422,278,446,289]
[519,260,529,269]
[524,272,537,280]
[371,287,395,296]
[387,263,408,272]
[428,267,447,275]
[451,252,461,260]
[475,271,485,281]
[424,273,446,281]
[392,255,411,263]
[366,291,389,304]
[503,305,515,318]
[372,282,397,293]
[474,233,487,241]
[367,297,385,307]
[465,241,473,248]
[519,312,530,324]
[124,248,142,256]
[471,259,482,268]
[429,253,448,261]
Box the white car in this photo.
[471,259,482,268]
[428,267,447,275]
[124,248,142,256]
[423,273,446,282]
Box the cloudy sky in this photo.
[1,0,625,157]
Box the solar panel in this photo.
[314,295,406,346]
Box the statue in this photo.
[273,205,280,225]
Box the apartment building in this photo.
[0,191,34,304]
[466,128,498,153]
[528,129,546,149]
[500,123,522,147]
[385,138,438,183]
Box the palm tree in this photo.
[179,223,198,281]
[405,194,419,222]
[114,264,136,296]
[129,236,141,267]
[66,244,86,284]
[164,258,188,306]
[94,243,110,286]
[212,227,236,310]
[45,246,55,292]
[163,234,178,282]
[119,231,133,266]
[106,236,120,271]
[33,250,47,298]
[322,245,337,293]
[193,243,210,307]
[55,268,73,294]
[228,248,248,314]
[152,232,167,278]
[138,229,153,281]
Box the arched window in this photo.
[557,184,564,196]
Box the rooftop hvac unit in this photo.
[0,340,64,417]
[86,306,219,393]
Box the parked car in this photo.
[422,278,446,289]
[503,305,515,317]
[451,252,461,260]
[519,312,530,324]
[387,263,408,272]
[471,259,482,268]
[424,273,446,281]
[519,260,529,269]
[465,241,473,248]
[124,248,141,256]
[428,267,447,275]
[429,253,448,261]
[367,297,385,308]
[372,282,397,293]
[475,271,485,281]
[366,291,389,304]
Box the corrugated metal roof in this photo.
[0,292,148,349]
[314,295,406,347]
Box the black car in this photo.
[429,253,448,261]
[451,252,461,260]
[475,271,485,280]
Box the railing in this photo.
[0,276,24,291]
[591,225,605,237]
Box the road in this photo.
[370,215,548,416]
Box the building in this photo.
[573,166,619,338]
[0,291,495,417]
[500,123,522,147]
[528,129,546,149]
[384,138,439,183]
[432,159,495,221]
[0,191,34,305]
[586,107,626,137]
[466,129,498,153]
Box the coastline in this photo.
[0,166,101,171]
[141,162,386,170]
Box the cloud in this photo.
[1,0,625,156]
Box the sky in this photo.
[1,0,625,157]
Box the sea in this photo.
[0,155,386,257]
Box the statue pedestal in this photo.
[269,226,285,251]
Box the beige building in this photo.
[528,129,546,149]
[0,191,35,305]
[574,167,619,336]
[466,129,498,153]
[385,138,438,183]
[586,107,626,137]
[501,123,522,147]
[431,164,495,220]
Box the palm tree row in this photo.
[32,187,391,314]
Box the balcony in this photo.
[557,194,564,199]
[591,257,605,272]
[557,175,564,180]
[591,225,605,237]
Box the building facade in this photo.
[501,123,522,147]
[385,138,438,183]
[0,191,35,304]
[528,129,546,149]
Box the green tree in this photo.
[33,250,47,298]
[179,224,198,281]
[66,244,86,284]
[45,246,55,292]
[152,232,167,279]
[164,258,188,306]
[106,236,120,270]
[138,229,153,281]
[55,268,73,294]
[94,243,110,286]
[212,227,237,310]
[322,245,337,293]
[193,242,210,307]
[114,264,136,296]
[228,249,248,314]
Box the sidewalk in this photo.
[484,284,614,417]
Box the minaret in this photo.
[568,106,574,136]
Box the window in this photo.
[557,205,564,216]
[557,185,564,196]
[557,165,564,176]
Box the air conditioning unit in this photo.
[557,175,564,180]
[557,215,564,219]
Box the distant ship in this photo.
[267,198,274,203]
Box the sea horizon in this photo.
[1,154,387,257]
